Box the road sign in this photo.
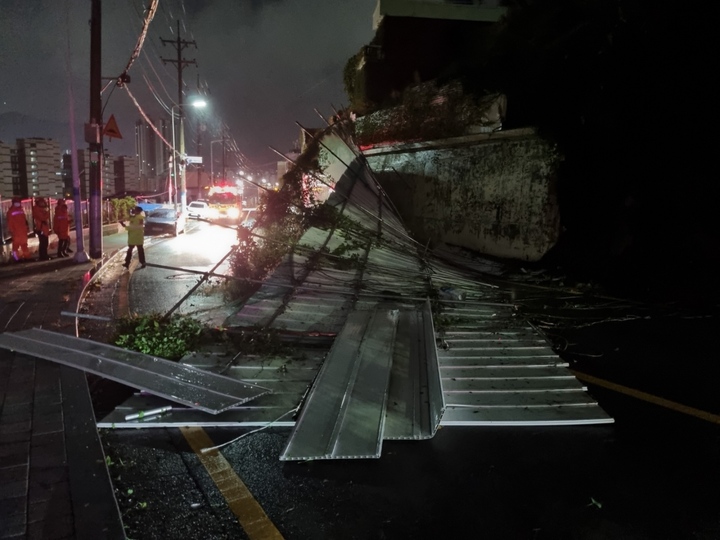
[103,115,123,139]
[186,156,203,164]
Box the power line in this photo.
[160,20,197,106]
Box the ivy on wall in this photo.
[354,81,505,148]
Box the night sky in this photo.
[0,0,377,168]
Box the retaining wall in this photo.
[357,128,561,261]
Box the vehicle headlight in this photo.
[227,207,241,219]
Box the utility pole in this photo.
[160,21,196,212]
[88,0,103,259]
[196,75,203,157]
[195,75,204,196]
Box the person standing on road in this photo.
[121,206,146,269]
[6,197,32,262]
[32,197,51,261]
[53,199,71,257]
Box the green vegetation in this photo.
[113,313,205,360]
[105,196,138,223]
[343,50,370,115]
[227,134,327,300]
[354,81,486,147]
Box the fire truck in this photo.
[203,182,242,221]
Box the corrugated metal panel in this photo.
[384,301,444,440]
[100,135,614,439]
[98,394,298,428]
[428,260,614,426]
[271,295,351,334]
[0,328,270,414]
[280,307,398,460]
[98,353,323,428]
[442,405,613,426]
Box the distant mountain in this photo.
[0,112,133,156]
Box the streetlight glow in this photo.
[172,98,208,212]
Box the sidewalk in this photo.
[0,229,127,539]
[1,223,123,265]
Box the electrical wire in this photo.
[119,0,159,82]
[199,408,298,454]
[123,85,175,154]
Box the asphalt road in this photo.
[129,219,237,322]
[94,221,720,540]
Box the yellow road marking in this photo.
[571,370,720,425]
[180,426,284,539]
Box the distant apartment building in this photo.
[60,149,140,199]
[135,119,156,182]
[60,150,89,199]
[102,149,116,197]
[113,155,139,195]
[0,138,63,198]
[135,117,170,194]
[0,141,17,197]
[152,118,171,195]
[21,138,63,198]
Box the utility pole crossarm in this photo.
[160,20,198,107]
[160,20,198,213]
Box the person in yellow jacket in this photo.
[6,197,32,261]
[32,197,51,261]
[121,206,146,268]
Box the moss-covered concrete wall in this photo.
[362,129,561,261]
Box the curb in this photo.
[72,247,127,336]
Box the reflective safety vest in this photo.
[6,207,29,239]
[32,204,50,235]
[53,207,70,239]
[127,212,145,246]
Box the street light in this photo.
[171,99,206,212]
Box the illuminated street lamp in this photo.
[171,99,206,211]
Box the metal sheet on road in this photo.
[0,328,270,414]
[280,308,398,460]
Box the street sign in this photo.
[103,114,123,139]
[186,156,203,164]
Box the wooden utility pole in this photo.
[160,21,196,211]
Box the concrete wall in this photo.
[360,128,561,261]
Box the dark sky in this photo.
[0,0,377,169]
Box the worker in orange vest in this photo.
[53,199,71,257]
[32,197,52,261]
[6,197,32,262]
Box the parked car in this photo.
[144,207,186,236]
[186,200,219,220]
